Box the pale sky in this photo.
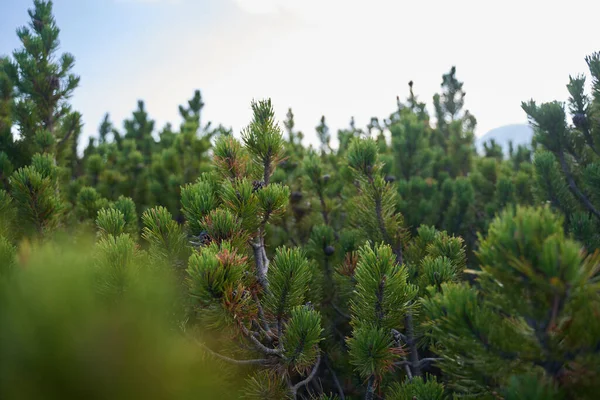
[1,0,599,150]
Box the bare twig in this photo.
[191,336,269,365]
[252,240,269,290]
[365,374,376,400]
[332,302,351,320]
[290,354,322,399]
[394,358,441,368]
[399,357,413,380]
[252,291,272,336]
[324,354,345,400]
[240,323,283,357]
[404,313,421,377]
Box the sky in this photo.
[1,0,599,151]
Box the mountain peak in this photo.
[475,124,534,155]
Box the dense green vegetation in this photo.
[1,1,600,399]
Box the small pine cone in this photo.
[291,191,303,202]
[33,18,44,31]
[48,75,60,92]
[391,328,403,345]
[573,112,588,129]
[252,180,265,192]
[324,245,335,256]
[189,231,211,248]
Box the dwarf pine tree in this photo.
[4,2,600,398]
[6,0,81,171]
[136,99,325,399]
[331,136,468,398]
[74,90,218,221]
[422,205,600,398]
[523,51,600,251]
[0,58,16,180]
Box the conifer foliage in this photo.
[523,52,600,251]
[1,2,599,399]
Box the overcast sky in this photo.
[1,0,599,149]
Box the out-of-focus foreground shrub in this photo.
[0,234,244,400]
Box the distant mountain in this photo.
[475,124,534,156]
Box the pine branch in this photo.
[365,374,376,400]
[557,151,600,220]
[404,313,421,377]
[252,240,269,290]
[370,178,403,265]
[399,356,413,380]
[191,336,270,365]
[324,354,345,400]
[580,124,600,157]
[394,358,441,368]
[289,353,321,399]
[263,150,272,186]
[332,302,350,320]
[464,314,518,361]
[252,291,272,336]
[281,220,299,246]
[239,323,283,357]
[318,189,330,226]
[57,122,77,147]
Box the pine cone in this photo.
[190,230,211,247]
[324,245,335,256]
[573,112,588,129]
[33,18,44,31]
[252,180,265,193]
[291,191,303,202]
[48,75,60,92]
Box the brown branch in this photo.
[290,354,321,399]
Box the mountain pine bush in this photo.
[1,1,599,399]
